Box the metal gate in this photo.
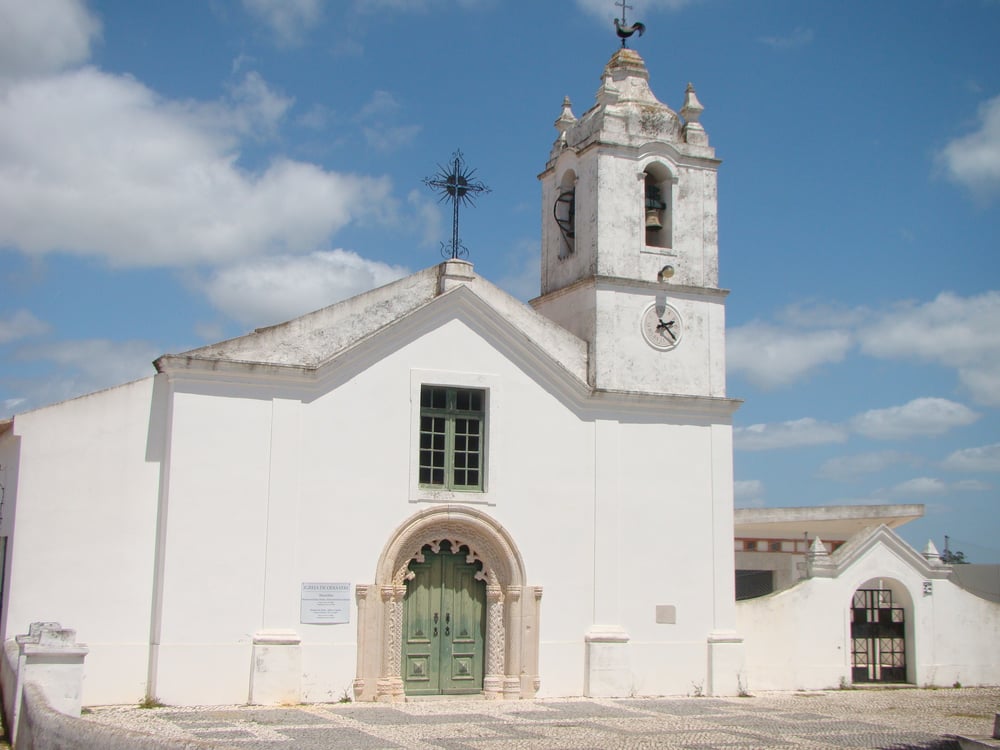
[851,588,906,683]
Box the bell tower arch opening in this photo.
[553,169,577,258]
[643,162,674,250]
[353,505,541,702]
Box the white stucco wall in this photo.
[0,302,736,706]
[145,313,734,704]
[2,378,163,704]
[737,540,1000,691]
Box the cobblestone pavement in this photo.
[85,687,999,749]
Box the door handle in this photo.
[433,612,439,638]
[444,612,450,637]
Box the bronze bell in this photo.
[645,183,665,232]
[645,206,663,231]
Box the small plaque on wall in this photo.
[656,605,677,624]
[300,582,351,624]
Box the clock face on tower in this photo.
[641,302,683,351]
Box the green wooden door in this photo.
[402,542,485,695]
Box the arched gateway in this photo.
[353,506,542,701]
[850,579,911,684]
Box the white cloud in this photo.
[776,300,868,328]
[956,366,1000,408]
[891,477,948,496]
[201,249,410,327]
[408,189,443,248]
[737,398,978,453]
[3,397,25,413]
[734,479,765,507]
[363,125,422,153]
[817,450,913,480]
[734,418,848,452]
[8,338,160,412]
[298,103,334,130]
[0,67,395,267]
[728,323,850,388]
[0,0,100,81]
[890,476,991,497]
[223,72,295,140]
[0,4,401,273]
[193,321,226,343]
[358,90,401,120]
[954,479,992,492]
[857,291,1000,405]
[356,91,420,153]
[937,94,1000,198]
[730,292,1000,402]
[850,398,980,440]
[758,27,814,50]
[0,310,49,344]
[942,443,1000,472]
[242,0,322,46]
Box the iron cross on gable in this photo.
[614,0,646,48]
[424,150,490,261]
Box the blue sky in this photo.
[1,0,998,560]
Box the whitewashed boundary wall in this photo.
[1,622,229,750]
[737,529,1000,691]
[13,682,230,750]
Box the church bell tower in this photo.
[532,47,727,399]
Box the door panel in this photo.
[403,544,485,695]
[440,556,485,693]
[403,557,438,692]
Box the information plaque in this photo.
[300,582,351,624]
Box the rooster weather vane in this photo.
[424,151,491,260]
[613,0,645,48]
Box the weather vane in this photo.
[424,150,490,260]
[614,0,645,48]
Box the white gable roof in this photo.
[154,260,740,417]
[155,260,589,385]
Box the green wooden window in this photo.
[419,386,485,491]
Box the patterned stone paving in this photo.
[85,687,999,749]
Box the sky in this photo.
[1,0,998,561]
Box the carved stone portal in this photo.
[354,505,541,701]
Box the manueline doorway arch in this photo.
[353,505,541,701]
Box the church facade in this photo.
[2,47,995,709]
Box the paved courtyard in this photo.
[85,687,999,749]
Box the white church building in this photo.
[0,47,996,708]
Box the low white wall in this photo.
[1,636,228,750]
[738,564,1000,691]
[2,640,17,735]
[15,682,229,750]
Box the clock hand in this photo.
[657,318,677,342]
